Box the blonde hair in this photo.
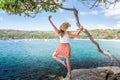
[59,22,71,37]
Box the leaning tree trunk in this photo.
[39,0,120,65]
[52,1,120,65]
[73,8,120,65]
[74,9,120,65]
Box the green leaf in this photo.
[103,0,107,3]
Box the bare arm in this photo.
[48,16,60,35]
[68,25,83,37]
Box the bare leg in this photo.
[52,53,67,67]
[66,58,72,79]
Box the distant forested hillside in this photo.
[0,29,120,40]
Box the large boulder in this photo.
[65,66,120,80]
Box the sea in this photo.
[0,39,120,80]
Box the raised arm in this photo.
[68,24,83,37]
[48,16,60,35]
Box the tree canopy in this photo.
[0,0,119,17]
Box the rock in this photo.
[97,66,120,74]
[47,75,64,80]
[65,66,120,80]
[58,76,64,80]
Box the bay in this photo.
[0,39,120,79]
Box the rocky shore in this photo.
[0,66,120,80]
[65,66,120,80]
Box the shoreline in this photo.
[0,38,120,41]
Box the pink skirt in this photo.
[54,43,71,58]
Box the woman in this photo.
[48,16,83,79]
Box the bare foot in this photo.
[67,72,72,80]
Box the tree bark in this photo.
[41,1,120,65]
[54,2,120,65]
[73,8,120,65]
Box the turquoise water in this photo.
[0,40,120,79]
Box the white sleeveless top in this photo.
[59,32,70,43]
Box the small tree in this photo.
[0,0,120,64]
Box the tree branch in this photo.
[34,0,55,5]
[55,1,120,65]
[80,0,118,9]
[52,1,81,27]
[89,0,98,9]
[41,0,120,65]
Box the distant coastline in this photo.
[0,39,120,42]
[0,29,120,40]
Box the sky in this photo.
[0,0,120,31]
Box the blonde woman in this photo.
[48,16,83,79]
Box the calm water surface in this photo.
[0,39,120,79]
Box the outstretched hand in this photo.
[48,16,52,20]
[80,26,83,31]
[76,23,84,31]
